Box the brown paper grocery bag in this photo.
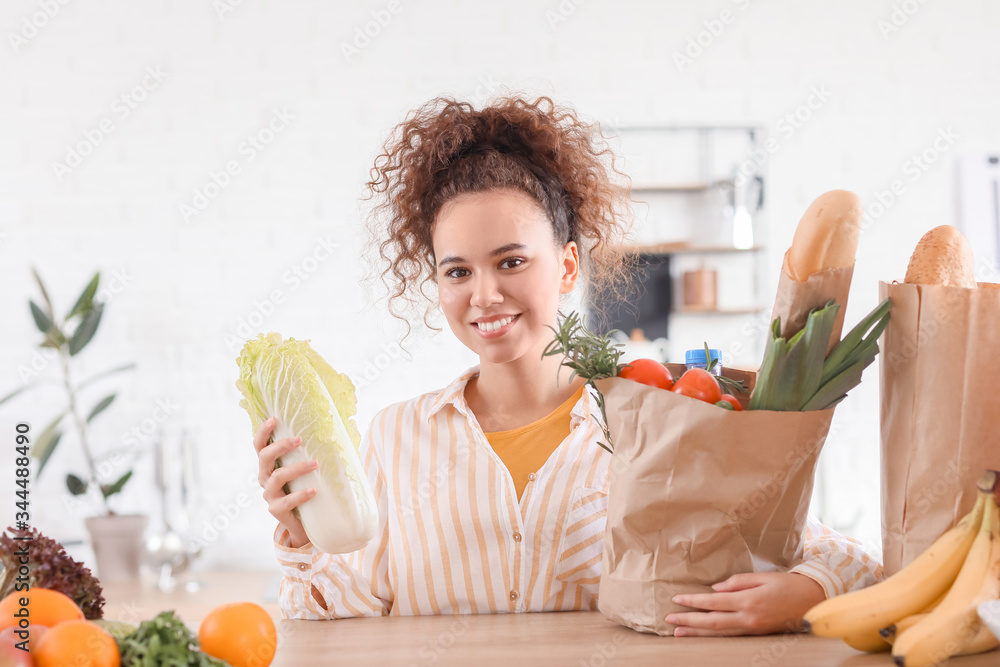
[879,281,1000,575]
[595,375,835,636]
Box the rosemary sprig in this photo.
[702,341,747,396]
[543,312,624,453]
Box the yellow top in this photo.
[484,385,585,501]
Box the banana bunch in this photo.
[803,470,1000,667]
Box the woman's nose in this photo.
[469,272,503,308]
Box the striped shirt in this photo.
[274,367,882,619]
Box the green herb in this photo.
[701,341,747,396]
[543,312,624,453]
[750,297,891,411]
[118,611,230,667]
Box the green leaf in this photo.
[67,272,100,320]
[31,267,54,319]
[41,326,67,349]
[66,473,88,496]
[101,470,132,499]
[86,393,116,423]
[30,300,53,334]
[31,413,67,477]
[68,302,104,356]
[76,362,137,391]
[749,301,840,411]
[0,383,38,407]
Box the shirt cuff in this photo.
[273,524,319,582]
[788,561,839,599]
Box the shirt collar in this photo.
[426,365,598,428]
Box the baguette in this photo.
[903,225,977,288]
[783,190,863,281]
[978,282,1000,289]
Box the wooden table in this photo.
[103,570,1000,667]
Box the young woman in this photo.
[252,96,881,635]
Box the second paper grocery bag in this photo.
[594,375,835,636]
[879,280,1000,575]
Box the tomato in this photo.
[719,394,743,411]
[0,626,38,667]
[199,602,277,667]
[618,359,673,390]
[671,368,722,404]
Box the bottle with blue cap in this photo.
[685,347,723,377]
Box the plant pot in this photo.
[84,514,148,584]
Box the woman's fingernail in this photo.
[672,595,683,603]
[310,460,318,469]
[309,488,317,495]
[665,614,676,623]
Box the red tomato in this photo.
[719,394,743,411]
[618,359,673,390]
[671,368,722,404]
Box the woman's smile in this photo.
[472,313,520,337]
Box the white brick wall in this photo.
[1,0,997,574]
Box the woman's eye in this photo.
[445,267,469,279]
[500,257,525,269]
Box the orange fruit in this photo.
[199,602,277,667]
[34,620,119,667]
[0,589,84,631]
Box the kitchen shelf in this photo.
[673,307,766,316]
[626,243,764,255]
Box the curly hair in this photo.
[364,94,634,336]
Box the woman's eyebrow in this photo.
[437,243,527,267]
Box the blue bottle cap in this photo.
[685,348,723,365]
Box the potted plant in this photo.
[0,269,143,583]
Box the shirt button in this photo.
[513,532,521,542]
[297,562,309,572]
[527,473,536,481]
[509,590,519,601]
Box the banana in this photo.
[803,491,986,638]
[841,627,890,652]
[893,492,1000,667]
[880,613,928,645]
[880,589,947,644]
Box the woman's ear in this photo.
[559,241,580,294]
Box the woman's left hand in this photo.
[665,572,826,636]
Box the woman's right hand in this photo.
[254,416,318,549]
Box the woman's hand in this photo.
[665,572,826,636]
[254,416,318,549]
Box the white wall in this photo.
[1,0,997,572]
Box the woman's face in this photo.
[431,189,579,366]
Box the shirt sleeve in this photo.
[789,516,884,599]
[273,420,393,619]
